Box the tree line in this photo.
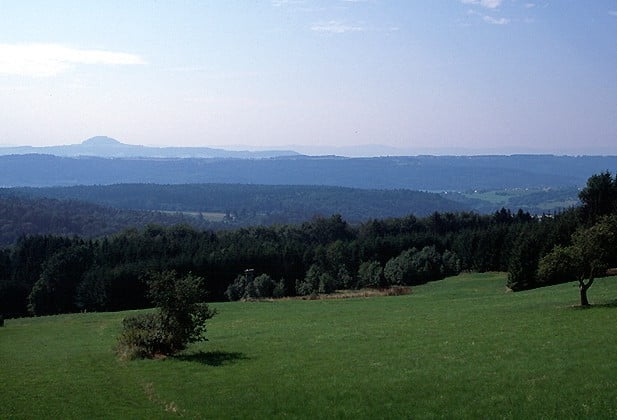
[1,171,615,318]
[1,208,534,318]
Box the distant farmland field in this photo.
[158,210,227,222]
[2,273,617,418]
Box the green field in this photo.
[454,187,580,214]
[2,273,617,419]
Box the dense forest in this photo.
[1,172,615,319]
[0,195,216,246]
[0,184,468,246]
[0,209,529,318]
[5,184,466,225]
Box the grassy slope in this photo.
[457,188,579,213]
[2,273,617,419]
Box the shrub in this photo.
[318,272,336,294]
[116,312,168,359]
[442,250,462,277]
[295,278,316,296]
[116,271,215,360]
[337,267,354,289]
[357,261,384,288]
[536,245,579,286]
[384,248,417,286]
[384,246,446,286]
[296,264,321,296]
[225,274,247,301]
[225,272,280,300]
[272,280,286,298]
[253,274,275,298]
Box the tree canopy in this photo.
[578,171,617,222]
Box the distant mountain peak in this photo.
[0,136,299,159]
[82,136,124,146]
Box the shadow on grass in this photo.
[569,300,617,310]
[593,299,617,309]
[174,350,248,366]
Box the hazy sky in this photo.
[0,1,615,155]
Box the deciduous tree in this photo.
[538,216,617,306]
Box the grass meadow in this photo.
[2,273,617,419]
[460,189,578,211]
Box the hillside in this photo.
[1,154,616,190]
[0,184,467,246]
[0,195,215,246]
[2,273,616,418]
[445,186,581,214]
[8,183,467,222]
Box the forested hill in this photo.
[0,195,216,246]
[2,154,617,190]
[3,184,466,227]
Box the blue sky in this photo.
[0,0,615,155]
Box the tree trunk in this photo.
[579,277,594,307]
[579,284,590,307]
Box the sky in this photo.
[0,0,615,156]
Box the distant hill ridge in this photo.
[81,136,123,146]
[0,136,300,159]
[1,153,617,190]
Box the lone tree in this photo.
[117,270,216,359]
[538,215,617,306]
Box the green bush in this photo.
[442,250,462,277]
[357,261,384,288]
[116,271,215,360]
[225,272,280,300]
[253,274,275,298]
[384,248,417,286]
[537,245,579,286]
[225,274,248,301]
[296,264,321,296]
[317,272,336,294]
[384,246,447,286]
[272,280,286,298]
[116,312,169,359]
